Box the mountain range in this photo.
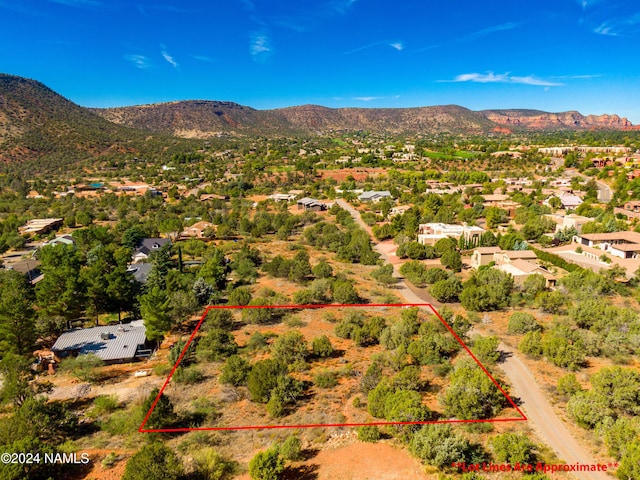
[0,73,635,163]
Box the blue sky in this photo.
[1,0,639,122]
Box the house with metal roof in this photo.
[296,197,328,211]
[358,191,392,203]
[51,321,150,364]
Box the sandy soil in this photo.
[236,439,432,480]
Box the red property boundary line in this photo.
[139,303,527,433]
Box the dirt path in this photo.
[497,343,609,480]
[337,199,609,480]
[335,200,441,307]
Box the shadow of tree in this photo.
[282,464,319,480]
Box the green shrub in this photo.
[471,335,500,365]
[192,448,235,480]
[311,335,334,358]
[357,425,381,442]
[280,435,303,461]
[557,374,582,397]
[101,452,120,469]
[88,395,120,418]
[173,365,205,385]
[58,353,103,382]
[508,312,541,334]
[248,447,284,480]
[519,331,543,358]
[248,360,284,403]
[490,433,536,464]
[314,369,338,388]
[123,443,183,480]
[219,355,251,386]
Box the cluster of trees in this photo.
[303,218,379,265]
[561,367,640,479]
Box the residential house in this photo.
[470,246,502,268]
[7,259,42,284]
[358,191,392,203]
[268,193,297,202]
[389,205,412,217]
[471,247,556,287]
[127,263,153,284]
[180,221,214,239]
[296,197,328,212]
[623,201,640,213]
[493,250,538,264]
[573,231,640,259]
[496,259,557,288]
[545,193,583,210]
[44,235,76,248]
[19,218,63,236]
[417,223,485,246]
[52,321,150,364]
[132,238,172,263]
[545,213,592,234]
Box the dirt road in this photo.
[337,198,609,480]
[497,343,609,480]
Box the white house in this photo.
[417,223,484,246]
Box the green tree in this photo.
[36,244,86,328]
[140,388,177,430]
[409,424,472,469]
[490,433,535,464]
[472,335,500,365]
[140,287,172,344]
[508,312,541,334]
[430,277,462,303]
[443,361,506,419]
[519,331,543,358]
[248,447,284,480]
[312,260,333,278]
[271,331,308,369]
[219,355,251,386]
[0,354,52,406]
[0,270,36,356]
[247,360,285,403]
[122,443,184,480]
[312,335,334,358]
[280,435,302,461]
[441,250,462,272]
[433,237,457,257]
[228,287,252,306]
[617,442,640,480]
[557,374,582,397]
[370,263,397,285]
[196,328,238,362]
[332,280,359,304]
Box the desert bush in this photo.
[508,312,541,334]
[219,355,251,386]
[357,425,381,442]
[314,369,338,388]
[248,447,284,480]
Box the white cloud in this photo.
[124,54,152,69]
[250,30,273,63]
[353,96,383,102]
[160,44,179,68]
[190,54,214,62]
[446,72,563,87]
[417,22,520,52]
[592,13,640,36]
[389,42,404,51]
